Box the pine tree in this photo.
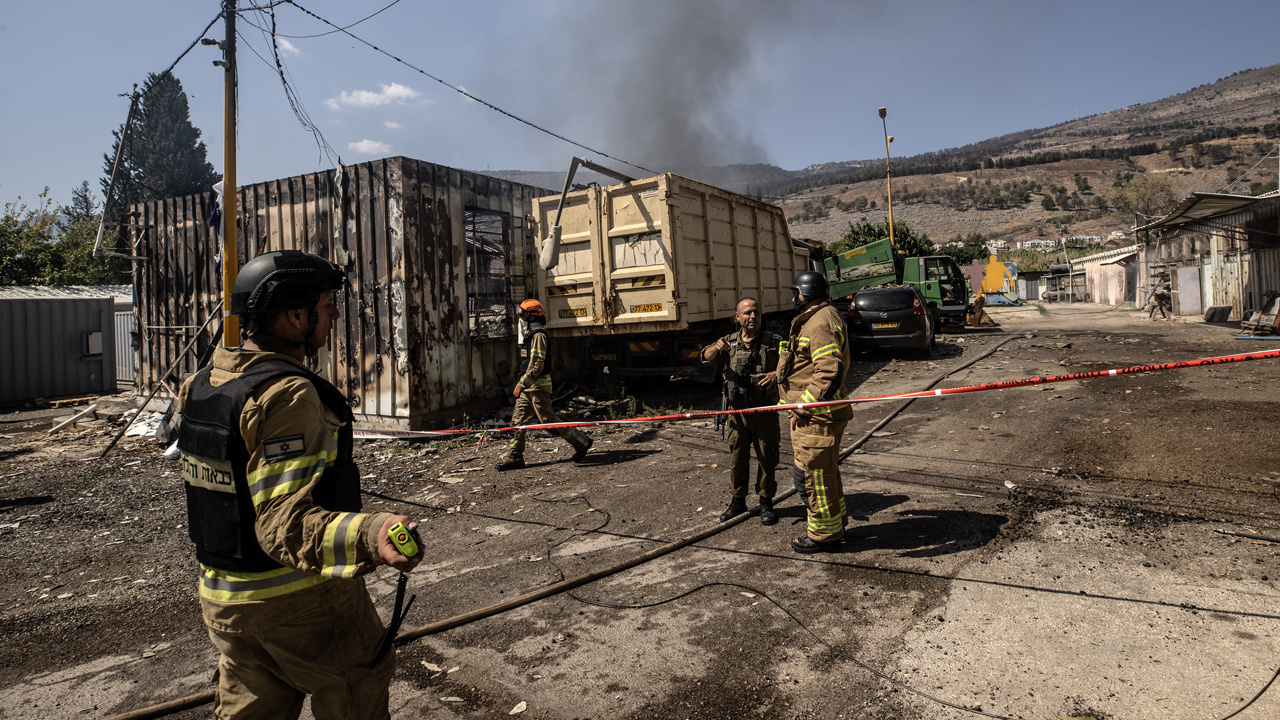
[101,72,218,218]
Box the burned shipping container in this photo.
[132,157,560,429]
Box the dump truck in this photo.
[822,237,971,327]
[532,161,811,379]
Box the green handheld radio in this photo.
[387,521,422,558]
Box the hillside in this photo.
[493,64,1280,253]
[775,64,1280,249]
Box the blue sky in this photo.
[4,0,1280,209]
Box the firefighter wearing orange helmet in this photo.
[496,299,592,470]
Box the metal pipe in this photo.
[48,404,99,435]
[540,157,636,271]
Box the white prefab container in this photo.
[533,173,807,336]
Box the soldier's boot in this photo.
[496,454,525,471]
[719,496,748,522]
[758,496,778,526]
[570,433,593,462]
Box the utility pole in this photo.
[879,107,896,248]
[220,0,239,347]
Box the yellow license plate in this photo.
[630,303,663,313]
[873,321,898,329]
[559,308,587,318]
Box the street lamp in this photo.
[879,106,895,247]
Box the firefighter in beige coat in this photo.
[777,271,854,553]
[179,251,421,719]
[496,299,592,470]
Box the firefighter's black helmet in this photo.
[232,250,346,318]
[789,270,830,301]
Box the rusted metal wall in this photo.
[134,157,553,429]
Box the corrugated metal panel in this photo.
[0,298,116,404]
[114,311,136,385]
[133,157,554,429]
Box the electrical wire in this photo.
[1218,145,1279,194]
[239,4,340,166]
[279,0,659,176]
[240,0,401,38]
[145,9,225,98]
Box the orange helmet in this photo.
[518,299,545,319]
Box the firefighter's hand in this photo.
[790,409,812,430]
[755,371,778,387]
[377,514,422,572]
[513,386,522,397]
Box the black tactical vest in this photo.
[724,331,782,408]
[518,326,547,378]
[178,360,361,572]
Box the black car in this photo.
[845,285,936,357]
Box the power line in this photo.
[238,4,340,167]
[145,9,225,97]
[280,0,659,176]
[240,0,402,38]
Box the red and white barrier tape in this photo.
[352,348,1280,441]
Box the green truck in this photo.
[822,238,971,327]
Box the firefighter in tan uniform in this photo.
[777,271,854,553]
[178,250,421,719]
[701,297,783,525]
[496,299,592,470]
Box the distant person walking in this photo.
[496,299,592,470]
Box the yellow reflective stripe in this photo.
[801,389,817,404]
[806,468,846,535]
[531,348,546,358]
[812,342,841,359]
[811,388,849,414]
[795,337,811,347]
[247,452,330,506]
[198,563,327,602]
[321,512,366,579]
[246,431,339,506]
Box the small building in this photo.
[132,157,559,429]
[1073,245,1140,307]
[0,286,129,405]
[1137,193,1280,319]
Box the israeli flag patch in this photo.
[263,434,306,462]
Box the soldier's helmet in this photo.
[517,299,546,320]
[789,271,830,300]
[232,250,346,318]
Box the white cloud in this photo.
[457,85,478,103]
[277,38,300,55]
[383,121,401,130]
[347,139,391,155]
[325,82,421,111]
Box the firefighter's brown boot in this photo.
[496,456,525,471]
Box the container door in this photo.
[601,177,678,326]
[536,187,602,331]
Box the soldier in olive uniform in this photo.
[777,271,854,553]
[496,299,592,470]
[701,297,784,525]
